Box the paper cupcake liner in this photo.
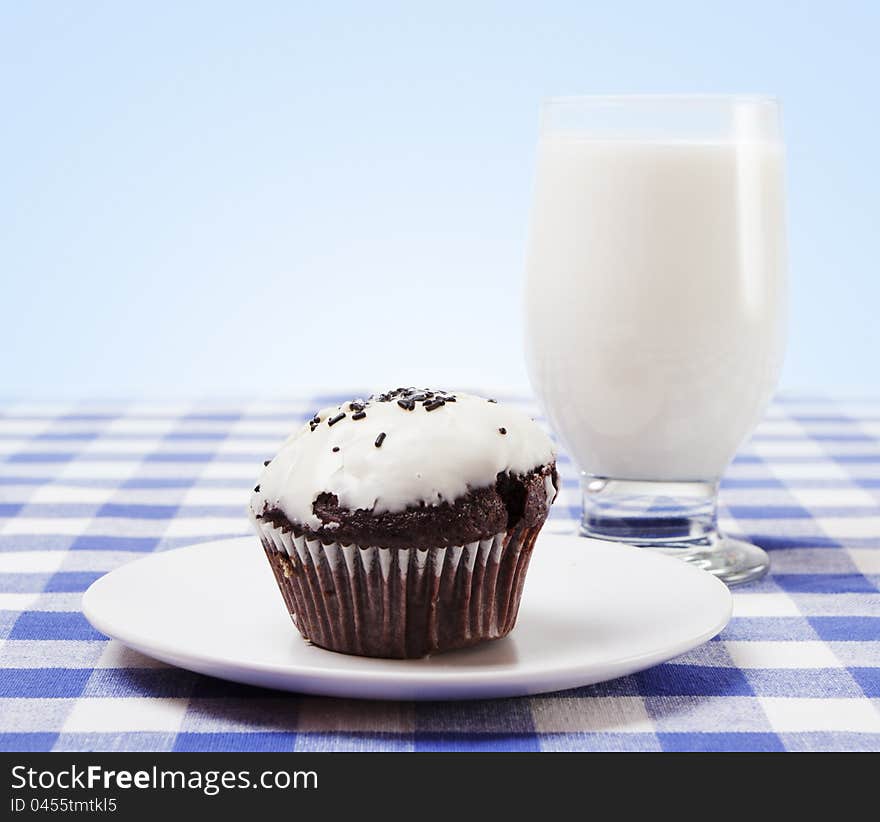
[250,515,541,659]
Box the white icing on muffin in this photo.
[250,389,556,530]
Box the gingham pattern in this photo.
[1,394,879,753]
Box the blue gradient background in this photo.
[2,2,878,397]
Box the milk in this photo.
[525,136,787,481]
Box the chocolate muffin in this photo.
[249,388,557,659]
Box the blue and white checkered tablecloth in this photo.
[1,394,879,752]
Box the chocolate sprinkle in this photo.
[254,484,260,493]
[263,459,271,466]
[488,399,497,403]
[332,446,340,453]
[499,427,507,435]
[369,387,459,407]
[375,432,386,448]
[309,389,461,428]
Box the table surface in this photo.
[1,394,879,752]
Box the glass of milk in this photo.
[524,95,787,585]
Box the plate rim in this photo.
[82,534,733,699]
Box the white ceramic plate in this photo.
[82,534,731,700]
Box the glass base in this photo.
[652,534,769,585]
[580,476,770,587]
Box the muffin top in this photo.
[250,388,556,540]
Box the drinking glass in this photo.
[524,95,787,585]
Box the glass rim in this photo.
[542,94,780,108]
